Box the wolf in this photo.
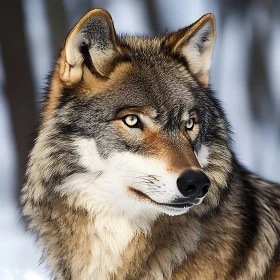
[21,8,280,280]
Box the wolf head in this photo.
[23,9,233,219]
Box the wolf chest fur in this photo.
[21,9,280,280]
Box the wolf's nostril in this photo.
[201,184,210,196]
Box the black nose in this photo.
[177,170,210,201]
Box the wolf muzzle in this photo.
[177,171,210,204]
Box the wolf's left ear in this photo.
[60,9,120,84]
[166,14,216,87]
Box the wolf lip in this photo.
[158,202,194,209]
[128,188,193,209]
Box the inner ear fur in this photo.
[166,14,216,87]
[60,9,120,84]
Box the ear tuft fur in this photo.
[60,9,119,84]
[166,14,216,87]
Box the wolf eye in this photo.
[122,114,140,128]
[186,118,195,131]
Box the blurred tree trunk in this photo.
[247,0,275,123]
[143,0,162,35]
[0,0,37,200]
[45,0,68,55]
[217,0,276,124]
[217,0,280,173]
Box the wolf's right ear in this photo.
[165,14,216,87]
[60,9,120,84]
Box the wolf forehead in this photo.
[61,55,201,113]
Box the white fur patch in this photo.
[74,138,106,173]
[195,144,209,167]
[85,213,136,279]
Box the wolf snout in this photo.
[177,171,211,203]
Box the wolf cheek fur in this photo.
[21,8,280,280]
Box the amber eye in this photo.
[186,118,195,131]
[122,114,140,128]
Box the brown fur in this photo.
[43,67,63,123]
[272,266,280,280]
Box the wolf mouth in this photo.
[128,187,194,209]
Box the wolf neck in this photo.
[45,199,201,280]
[49,200,158,280]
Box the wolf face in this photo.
[24,10,232,219]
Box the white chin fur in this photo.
[160,206,190,216]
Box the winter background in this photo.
[0,0,280,279]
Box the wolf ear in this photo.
[166,14,216,87]
[60,9,120,84]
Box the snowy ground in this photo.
[0,79,47,279]
[0,202,48,280]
